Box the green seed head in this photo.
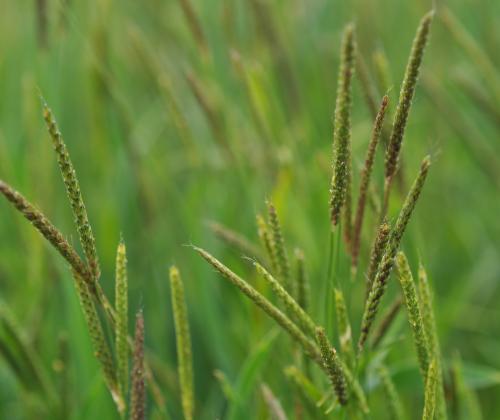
[385,11,434,180]
[330,23,356,227]
[42,101,101,281]
[396,252,430,377]
[130,311,145,420]
[315,327,348,405]
[169,266,195,420]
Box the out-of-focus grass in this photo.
[0,0,499,418]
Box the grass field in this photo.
[0,0,499,418]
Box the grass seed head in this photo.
[396,252,430,377]
[115,239,129,399]
[193,246,322,364]
[169,266,195,420]
[42,101,101,282]
[266,202,292,294]
[130,311,146,420]
[0,180,91,283]
[330,23,356,227]
[385,11,434,180]
[352,95,390,269]
[315,327,348,405]
[254,261,316,337]
[423,358,438,420]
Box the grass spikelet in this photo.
[261,383,287,420]
[315,327,348,405]
[0,180,90,282]
[358,156,431,351]
[193,246,322,364]
[169,266,194,420]
[372,297,403,349]
[184,71,230,156]
[440,7,500,102]
[213,370,234,402]
[395,252,430,377]
[35,0,48,48]
[372,49,393,98]
[294,249,309,312]
[453,73,500,127]
[42,102,100,282]
[176,0,209,59]
[352,95,390,270]
[246,0,300,116]
[365,220,391,299]
[343,171,353,253]
[378,365,406,420]
[330,23,356,227]
[73,271,123,412]
[266,202,292,293]
[115,239,129,400]
[450,352,482,419]
[334,288,355,369]
[257,214,278,273]
[356,53,380,118]
[284,366,322,404]
[385,11,434,182]
[423,358,437,420]
[254,262,316,337]
[207,220,263,261]
[130,311,145,420]
[418,264,447,419]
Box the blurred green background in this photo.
[0,0,499,418]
